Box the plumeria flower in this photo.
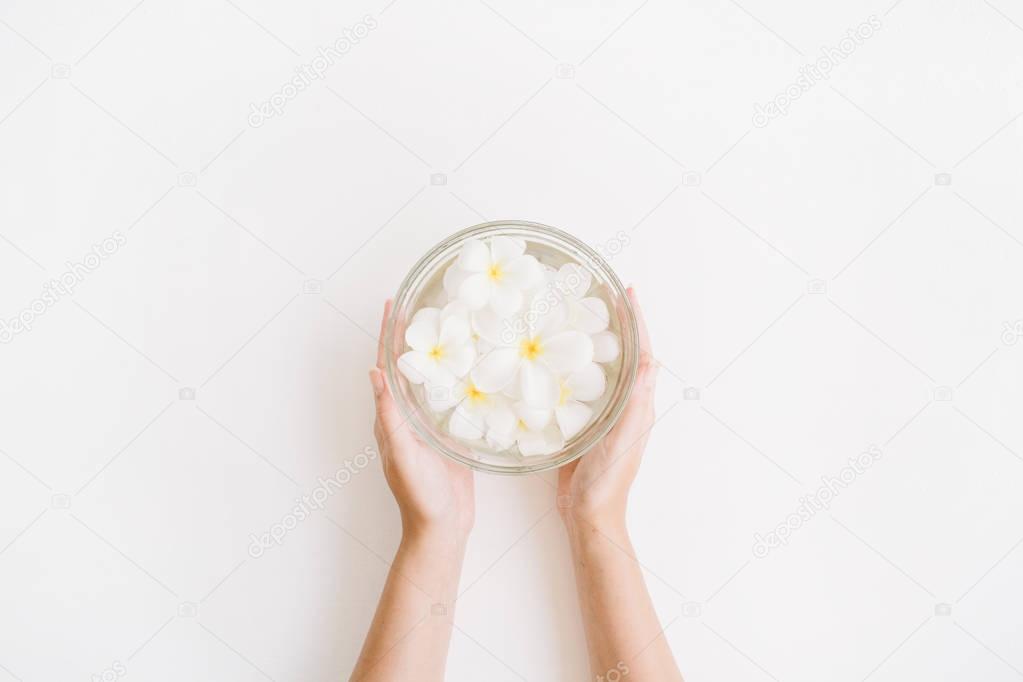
[397,302,475,387]
[548,263,621,362]
[552,263,612,335]
[444,237,543,315]
[552,362,607,439]
[490,362,606,445]
[428,378,501,441]
[485,400,565,457]
[470,298,593,410]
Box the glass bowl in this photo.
[384,220,639,474]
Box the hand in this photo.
[369,300,475,542]
[557,288,657,532]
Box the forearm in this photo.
[566,517,683,681]
[350,529,467,681]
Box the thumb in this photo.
[369,368,417,446]
[369,367,397,425]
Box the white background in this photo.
[1,0,1022,680]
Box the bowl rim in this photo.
[385,219,639,474]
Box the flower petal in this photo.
[471,306,511,345]
[458,272,493,310]
[519,361,559,409]
[517,424,564,457]
[485,404,517,449]
[458,238,490,272]
[572,297,609,334]
[405,311,440,351]
[565,362,606,402]
[441,299,470,322]
[411,306,440,327]
[527,292,568,337]
[443,265,471,299]
[556,401,593,439]
[490,235,525,266]
[501,376,522,399]
[440,342,475,379]
[542,331,593,374]
[501,254,542,290]
[555,263,591,299]
[592,331,620,363]
[438,314,470,347]
[471,347,521,392]
[448,402,486,440]
[514,401,552,431]
[397,351,435,385]
[489,284,523,317]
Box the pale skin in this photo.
[350,290,683,682]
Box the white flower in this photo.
[397,302,475,387]
[552,263,612,335]
[492,363,607,444]
[551,263,620,363]
[445,237,543,315]
[470,298,593,410]
[433,379,501,441]
[485,400,565,457]
[553,363,607,439]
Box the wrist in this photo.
[401,521,471,552]
[563,510,629,546]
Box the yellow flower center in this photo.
[516,418,528,431]
[519,337,543,360]
[465,383,487,404]
[428,345,445,360]
[487,264,503,282]
[558,383,571,406]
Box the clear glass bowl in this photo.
[384,221,639,474]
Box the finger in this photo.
[628,287,652,357]
[614,374,655,440]
[627,288,658,394]
[376,299,393,369]
[369,367,417,450]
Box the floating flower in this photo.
[548,263,619,362]
[399,236,624,457]
[446,237,543,315]
[492,362,607,444]
[552,263,611,335]
[470,300,593,410]
[485,400,565,456]
[552,362,607,439]
[429,378,501,441]
[397,302,475,387]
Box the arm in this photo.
[558,289,683,681]
[350,526,467,681]
[350,302,475,682]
